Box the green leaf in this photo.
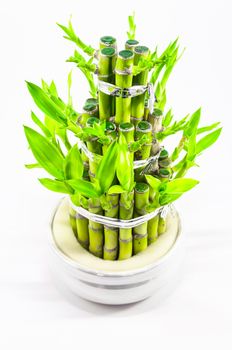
[160,47,179,89]
[184,108,201,137]
[31,111,52,138]
[108,185,126,195]
[159,193,184,205]
[39,178,74,194]
[57,19,95,56]
[197,122,220,135]
[26,82,67,126]
[67,70,73,107]
[64,144,83,180]
[196,128,222,155]
[49,80,59,97]
[159,178,199,205]
[67,179,99,198]
[25,163,41,169]
[96,140,119,193]
[67,50,97,97]
[24,126,65,179]
[127,12,136,40]
[162,109,173,127]
[117,134,134,191]
[145,175,161,191]
[165,178,199,193]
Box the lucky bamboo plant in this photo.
[24,13,221,261]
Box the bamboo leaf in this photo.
[159,193,185,205]
[145,175,161,191]
[26,82,67,126]
[49,80,59,97]
[117,134,134,191]
[197,122,220,135]
[24,126,65,179]
[159,178,199,205]
[39,178,74,194]
[67,70,73,107]
[96,140,119,193]
[64,144,83,180]
[67,179,99,198]
[196,128,222,155]
[108,185,126,195]
[184,108,201,137]
[67,50,97,97]
[162,109,173,127]
[127,12,136,40]
[25,163,41,169]
[165,178,199,193]
[57,19,95,56]
[31,111,52,138]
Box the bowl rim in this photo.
[49,198,182,278]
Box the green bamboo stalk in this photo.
[158,215,166,235]
[85,97,98,106]
[133,183,149,254]
[144,99,149,121]
[135,121,152,160]
[99,36,117,50]
[84,97,99,117]
[76,213,89,250]
[98,47,116,120]
[104,193,119,260]
[147,215,159,244]
[118,122,135,143]
[125,39,139,51]
[118,191,134,260]
[134,121,152,182]
[88,198,104,258]
[79,102,98,126]
[147,184,159,244]
[86,117,102,181]
[158,168,171,181]
[115,50,134,124]
[69,206,77,237]
[131,46,149,125]
[148,108,163,133]
[118,122,135,161]
[158,149,171,168]
[102,121,117,154]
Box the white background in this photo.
[0,0,232,348]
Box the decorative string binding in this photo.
[98,80,154,106]
[77,137,163,170]
[69,197,171,229]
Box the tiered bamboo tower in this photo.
[24,14,222,260]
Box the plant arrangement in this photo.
[24,14,221,261]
